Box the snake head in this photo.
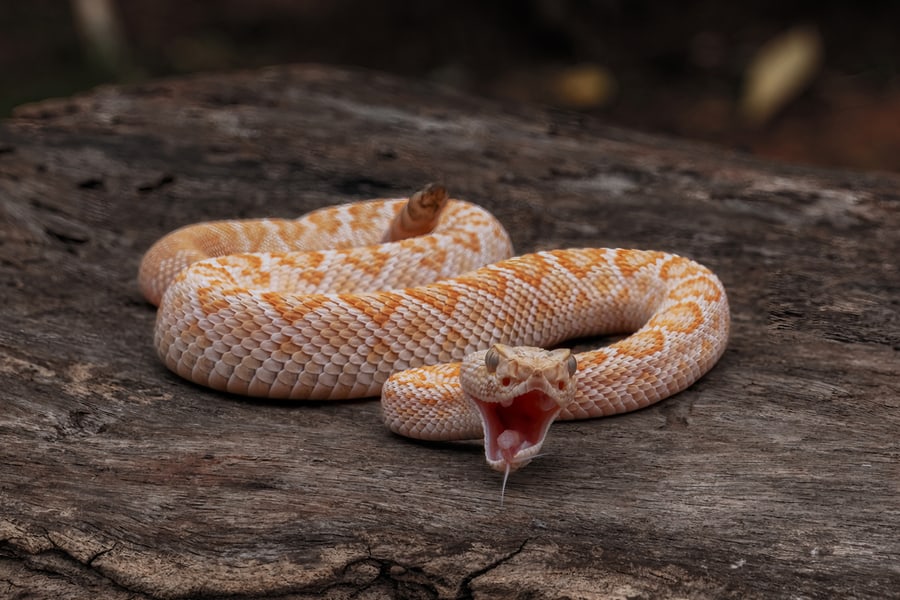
[461,344,578,473]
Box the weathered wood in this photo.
[0,65,897,599]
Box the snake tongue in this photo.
[473,390,563,472]
[497,429,527,466]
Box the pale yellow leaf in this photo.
[741,26,823,125]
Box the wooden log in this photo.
[0,65,897,599]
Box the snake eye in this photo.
[566,354,578,376]
[484,347,500,374]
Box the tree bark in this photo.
[1,65,897,599]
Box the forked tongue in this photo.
[500,462,511,507]
[497,430,525,508]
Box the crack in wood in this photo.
[456,538,530,600]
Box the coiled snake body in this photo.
[140,187,730,472]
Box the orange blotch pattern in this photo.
[670,275,723,303]
[262,292,329,324]
[615,328,666,359]
[237,254,270,288]
[501,253,552,288]
[404,284,464,319]
[341,293,407,328]
[552,249,598,280]
[341,247,393,279]
[306,210,342,237]
[614,249,666,278]
[648,301,704,334]
[658,255,695,281]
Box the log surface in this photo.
[0,65,897,599]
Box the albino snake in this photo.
[140,186,730,473]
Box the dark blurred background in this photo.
[2,0,898,172]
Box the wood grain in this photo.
[1,65,897,599]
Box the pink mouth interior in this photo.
[473,390,561,466]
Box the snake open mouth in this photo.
[472,389,562,471]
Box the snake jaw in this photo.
[461,344,578,472]
[471,390,563,472]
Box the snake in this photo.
[139,186,730,474]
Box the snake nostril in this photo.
[501,377,511,387]
[557,380,566,390]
